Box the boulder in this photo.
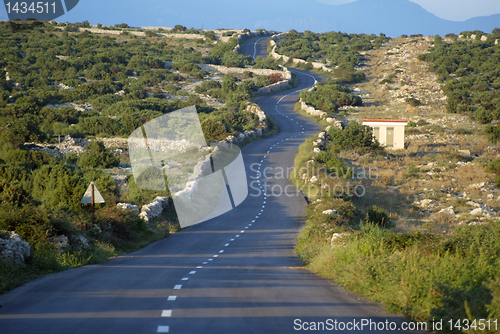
[72,235,90,251]
[53,235,69,253]
[438,206,454,216]
[470,208,483,216]
[116,203,140,215]
[0,232,31,263]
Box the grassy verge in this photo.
[293,133,500,333]
[0,200,180,295]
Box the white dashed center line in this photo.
[157,325,169,333]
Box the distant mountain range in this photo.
[25,0,500,36]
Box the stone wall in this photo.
[197,63,293,95]
[299,97,344,128]
[140,196,169,222]
[269,33,333,73]
[56,27,206,39]
[197,63,291,79]
[116,203,140,215]
[255,79,291,95]
[233,30,276,52]
[222,103,268,144]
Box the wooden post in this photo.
[91,182,94,228]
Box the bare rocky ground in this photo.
[342,36,500,232]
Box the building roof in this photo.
[362,119,408,123]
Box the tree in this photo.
[173,25,187,32]
[78,141,119,169]
[202,117,227,142]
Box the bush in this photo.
[365,205,390,228]
[486,159,500,186]
[314,151,351,178]
[327,121,380,153]
[486,277,500,319]
[300,80,361,113]
[485,125,500,143]
[268,73,283,84]
[78,141,119,169]
[202,117,227,142]
[406,97,422,107]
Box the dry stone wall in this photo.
[299,98,344,128]
[140,196,169,222]
[269,33,333,73]
[197,63,291,79]
[55,26,206,39]
[197,63,293,95]
[233,30,276,52]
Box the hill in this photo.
[55,0,500,36]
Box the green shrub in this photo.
[406,97,422,107]
[365,205,390,228]
[453,128,473,135]
[407,163,420,177]
[486,159,500,186]
[32,164,86,210]
[300,80,361,113]
[314,151,351,178]
[202,117,227,142]
[486,277,500,319]
[327,121,380,153]
[485,125,500,144]
[78,141,119,169]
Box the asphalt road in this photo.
[0,37,423,334]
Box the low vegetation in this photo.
[290,30,500,333]
[0,21,278,293]
[276,29,388,80]
[300,79,362,113]
[418,29,500,141]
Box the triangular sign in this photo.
[81,182,105,204]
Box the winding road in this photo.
[0,37,422,334]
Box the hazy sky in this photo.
[317,0,500,21]
[1,0,499,24]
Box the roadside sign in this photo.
[81,182,105,204]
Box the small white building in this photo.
[362,119,408,150]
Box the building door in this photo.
[386,127,394,148]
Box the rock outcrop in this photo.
[0,232,31,264]
[116,203,140,215]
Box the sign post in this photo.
[81,182,105,229]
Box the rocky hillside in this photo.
[344,36,500,230]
